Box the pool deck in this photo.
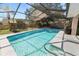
[49,31,79,56]
[0,30,79,56]
[0,37,17,56]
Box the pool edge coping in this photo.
[0,29,63,56]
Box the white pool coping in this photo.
[0,29,62,56]
[1,29,78,56]
[0,28,38,56]
[0,28,38,39]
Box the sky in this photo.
[0,3,32,21]
[0,3,66,21]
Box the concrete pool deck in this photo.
[50,31,79,56]
[0,37,17,56]
[0,30,79,56]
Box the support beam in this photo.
[26,3,45,14]
[71,15,79,35]
[40,3,48,10]
[36,12,44,18]
[12,3,21,22]
[26,3,50,15]
[30,8,36,15]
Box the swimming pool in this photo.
[7,28,60,56]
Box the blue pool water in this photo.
[7,28,60,56]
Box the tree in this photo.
[3,5,11,20]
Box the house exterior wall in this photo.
[67,3,79,35]
[67,3,79,17]
[71,15,78,35]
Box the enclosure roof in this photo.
[0,3,67,21]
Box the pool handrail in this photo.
[44,40,76,56]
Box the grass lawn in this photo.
[0,28,34,35]
[0,29,12,35]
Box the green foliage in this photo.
[0,29,11,35]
